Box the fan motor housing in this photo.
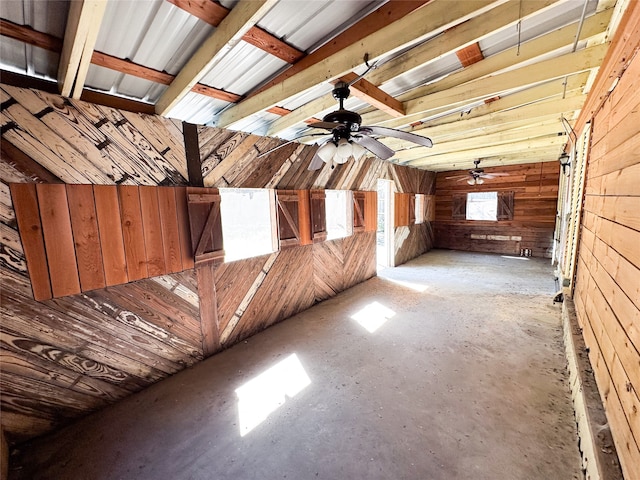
[322,110,361,131]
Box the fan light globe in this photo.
[351,142,366,161]
[317,142,337,163]
[476,178,484,185]
[335,138,353,163]
[467,178,475,186]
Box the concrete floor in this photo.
[12,250,582,480]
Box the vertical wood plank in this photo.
[298,189,312,245]
[35,183,80,297]
[157,187,183,273]
[9,183,52,300]
[93,185,128,285]
[66,184,106,292]
[183,122,204,187]
[175,187,194,269]
[139,186,167,277]
[364,191,377,232]
[195,263,220,356]
[118,185,148,281]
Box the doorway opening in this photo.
[377,179,394,269]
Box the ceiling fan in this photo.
[305,82,433,170]
[445,159,509,185]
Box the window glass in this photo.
[415,194,424,224]
[220,188,276,262]
[325,190,351,240]
[466,191,497,221]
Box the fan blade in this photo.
[445,175,470,180]
[308,121,344,130]
[257,133,328,158]
[360,125,433,148]
[308,151,325,171]
[480,173,510,178]
[353,135,395,160]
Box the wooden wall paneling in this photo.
[93,185,128,286]
[213,253,275,340]
[394,223,432,266]
[72,101,186,186]
[312,239,345,302]
[343,232,376,288]
[174,186,194,270]
[120,111,188,181]
[195,263,220,356]
[66,184,106,292]
[157,187,183,273]
[237,141,299,188]
[1,139,62,184]
[138,186,167,277]
[229,246,315,344]
[35,184,81,297]
[394,192,413,227]
[8,183,52,300]
[117,185,148,281]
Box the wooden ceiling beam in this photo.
[168,0,304,64]
[339,73,404,118]
[217,0,502,128]
[416,94,586,140]
[0,18,62,51]
[391,123,566,161]
[248,0,430,99]
[419,148,562,171]
[403,135,567,167]
[412,73,589,132]
[58,0,107,98]
[156,0,278,116]
[359,8,612,128]
[265,0,570,136]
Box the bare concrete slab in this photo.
[11,250,582,480]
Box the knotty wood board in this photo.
[157,187,183,273]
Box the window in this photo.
[220,188,276,262]
[325,190,351,240]
[466,191,497,221]
[415,194,424,224]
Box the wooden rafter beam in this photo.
[218,0,502,128]
[0,18,62,51]
[404,135,567,167]
[156,0,278,116]
[1,21,243,104]
[393,123,566,161]
[58,0,107,98]
[420,148,562,171]
[248,0,430,99]
[265,0,566,136]
[167,0,304,64]
[339,73,404,118]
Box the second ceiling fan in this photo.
[446,159,509,185]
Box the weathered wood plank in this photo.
[195,263,220,356]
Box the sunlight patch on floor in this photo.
[351,301,396,333]
[235,353,311,436]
